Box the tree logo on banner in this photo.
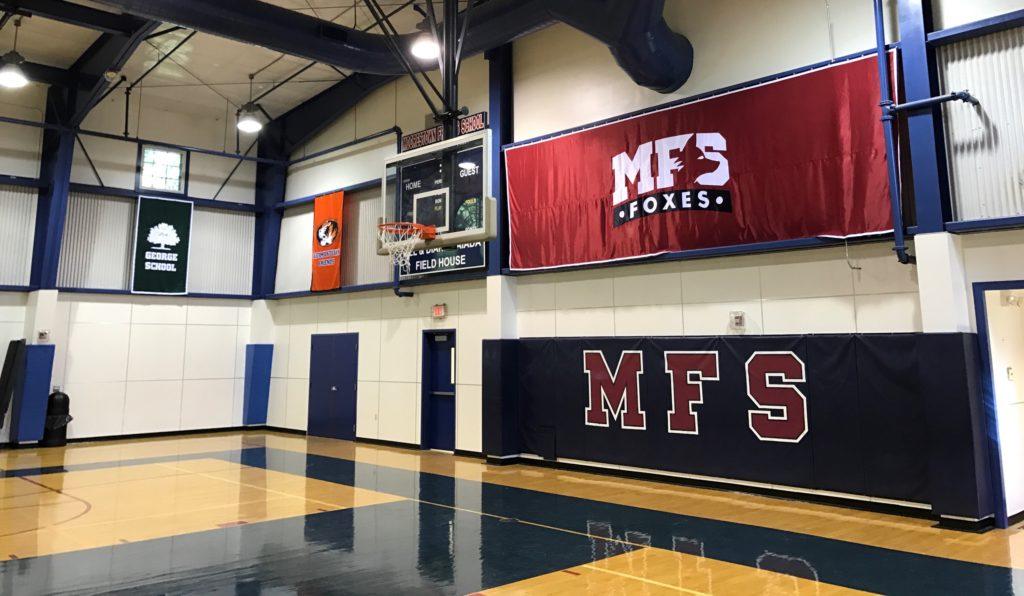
[147,223,180,251]
[317,219,339,246]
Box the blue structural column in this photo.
[253,135,288,298]
[30,87,75,289]
[898,0,952,231]
[486,44,513,274]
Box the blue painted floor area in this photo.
[2,446,1024,595]
[0,501,614,595]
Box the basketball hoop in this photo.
[378,222,436,274]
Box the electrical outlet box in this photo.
[36,329,50,343]
[729,311,746,330]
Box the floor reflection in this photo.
[0,441,1023,594]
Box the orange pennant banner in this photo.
[311,191,344,291]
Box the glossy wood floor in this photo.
[1,430,1023,594]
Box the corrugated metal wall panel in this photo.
[939,27,1024,221]
[343,187,391,286]
[275,204,313,294]
[188,208,254,295]
[0,185,36,285]
[57,192,134,290]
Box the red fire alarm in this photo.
[432,303,448,319]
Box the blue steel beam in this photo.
[486,44,512,275]
[68,19,160,126]
[0,0,143,35]
[897,0,952,232]
[272,72,396,155]
[30,86,75,289]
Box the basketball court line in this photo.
[4,436,1024,592]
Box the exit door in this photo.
[422,331,456,451]
[308,333,358,440]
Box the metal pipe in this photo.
[128,30,197,91]
[888,90,980,113]
[874,0,913,265]
[213,139,258,201]
[252,60,318,104]
[74,135,105,187]
[146,25,184,40]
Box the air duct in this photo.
[89,0,693,93]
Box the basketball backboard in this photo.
[378,129,496,279]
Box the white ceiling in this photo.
[0,0,466,118]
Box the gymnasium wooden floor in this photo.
[1,432,1023,594]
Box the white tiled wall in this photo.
[516,242,922,338]
[265,280,488,453]
[50,294,251,439]
[0,293,28,444]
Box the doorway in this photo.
[308,333,359,440]
[977,283,1024,527]
[422,330,456,452]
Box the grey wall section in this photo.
[342,186,390,287]
[189,208,255,295]
[0,184,36,286]
[57,192,134,290]
[940,26,1024,221]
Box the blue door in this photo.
[423,331,456,451]
[308,333,358,440]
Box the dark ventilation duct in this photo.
[89,0,693,93]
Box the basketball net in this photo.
[378,222,436,275]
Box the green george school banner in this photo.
[131,196,192,295]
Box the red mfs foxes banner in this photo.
[504,55,893,270]
[311,191,344,291]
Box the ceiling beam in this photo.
[267,72,396,155]
[67,20,160,126]
[0,0,144,35]
[22,61,98,88]
[89,0,410,74]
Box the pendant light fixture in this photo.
[236,73,262,133]
[0,19,29,90]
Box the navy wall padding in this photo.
[920,334,993,518]
[483,334,993,520]
[243,344,274,426]
[10,344,56,444]
[482,340,521,458]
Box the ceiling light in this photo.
[237,105,262,133]
[0,19,28,90]
[236,73,262,133]
[0,53,27,89]
[411,37,440,60]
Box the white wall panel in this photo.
[189,208,255,295]
[934,0,1024,29]
[181,379,236,430]
[57,193,133,290]
[123,380,182,434]
[286,138,396,201]
[57,294,249,439]
[275,205,313,294]
[0,185,37,285]
[940,27,1024,221]
[188,153,256,204]
[0,93,45,178]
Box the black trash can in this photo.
[40,389,72,448]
